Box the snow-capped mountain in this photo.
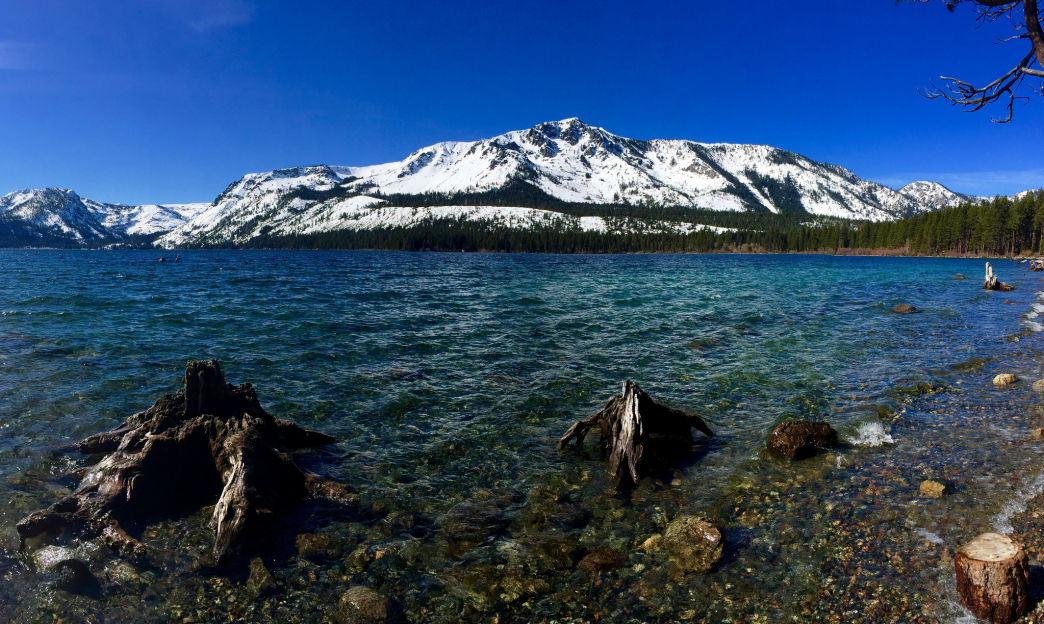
[158,118,936,246]
[5,119,1030,248]
[0,188,208,244]
[897,181,985,210]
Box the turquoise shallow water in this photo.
[2,250,1044,623]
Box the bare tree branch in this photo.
[906,0,1044,121]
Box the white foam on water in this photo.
[847,421,895,447]
[913,528,944,545]
[1025,320,1044,332]
[991,471,1044,534]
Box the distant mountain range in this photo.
[0,118,1025,248]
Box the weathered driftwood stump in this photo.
[18,360,350,564]
[984,262,1015,291]
[955,533,1029,624]
[557,381,713,485]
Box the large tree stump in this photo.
[955,533,1029,624]
[984,262,1015,291]
[557,381,713,485]
[17,360,347,564]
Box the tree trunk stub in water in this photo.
[557,381,713,485]
[984,262,1015,291]
[955,533,1029,624]
[17,360,349,564]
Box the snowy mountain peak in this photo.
[897,181,984,210]
[0,187,209,244]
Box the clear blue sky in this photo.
[1,0,1041,205]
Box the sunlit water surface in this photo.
[2,251,1044,623]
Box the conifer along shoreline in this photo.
[224,191,1044,256]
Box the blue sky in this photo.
[0,0,1041,204]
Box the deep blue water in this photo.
[2,250,1044,623]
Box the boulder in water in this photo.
[892,304,917,314]
[954,274,966,280]
[993,374,1017,387]
[663,516,723,575]
[767,421,838,459]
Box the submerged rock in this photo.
[920,480,947,498]
[767,421,838,459]
[1032,380,1044,392]
[34,546,96,592]
[296,533,336,560]
[578,548,626,573]
[892,304,918,314]
[338,586,395,624]
[638,534,663,553]
[245,557,276,598]
[993,374,1017,387]
[439,498,509,556]
[663,516,723,575]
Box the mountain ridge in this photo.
[0,119,1030,247]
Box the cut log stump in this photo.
[557,381,713,485]
[17,360,348,564]
[955,533,1028,624]
[984,262,1015,291]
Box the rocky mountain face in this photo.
[1,119,1023,247]
[0,188,207,245]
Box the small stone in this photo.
[498,574,550,603]
[1033,428,1044,438]
[344,547,373,573]
[577,548,626,573]
[105,561,140,587]
[892,304,918,314]
[296,533,334,559]
[245,557,276,598]
[767,421,838,459]
[1032,380,1044,392]
[993,374,1017,387]
[954,274,966,280]
[338,586,394,624]
[663,516,723,575]
[638,534,663,553]
[921,480,947,498]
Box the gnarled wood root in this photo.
[17,360,349,564]
[984,262,1015,291]
[558,381,713,485]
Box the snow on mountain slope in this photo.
[0,188,208,243]
[898,181,985,210]
[158,119,934,246]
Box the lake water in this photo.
[2,250,1044,623]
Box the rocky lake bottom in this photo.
[2,251,1044,623]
